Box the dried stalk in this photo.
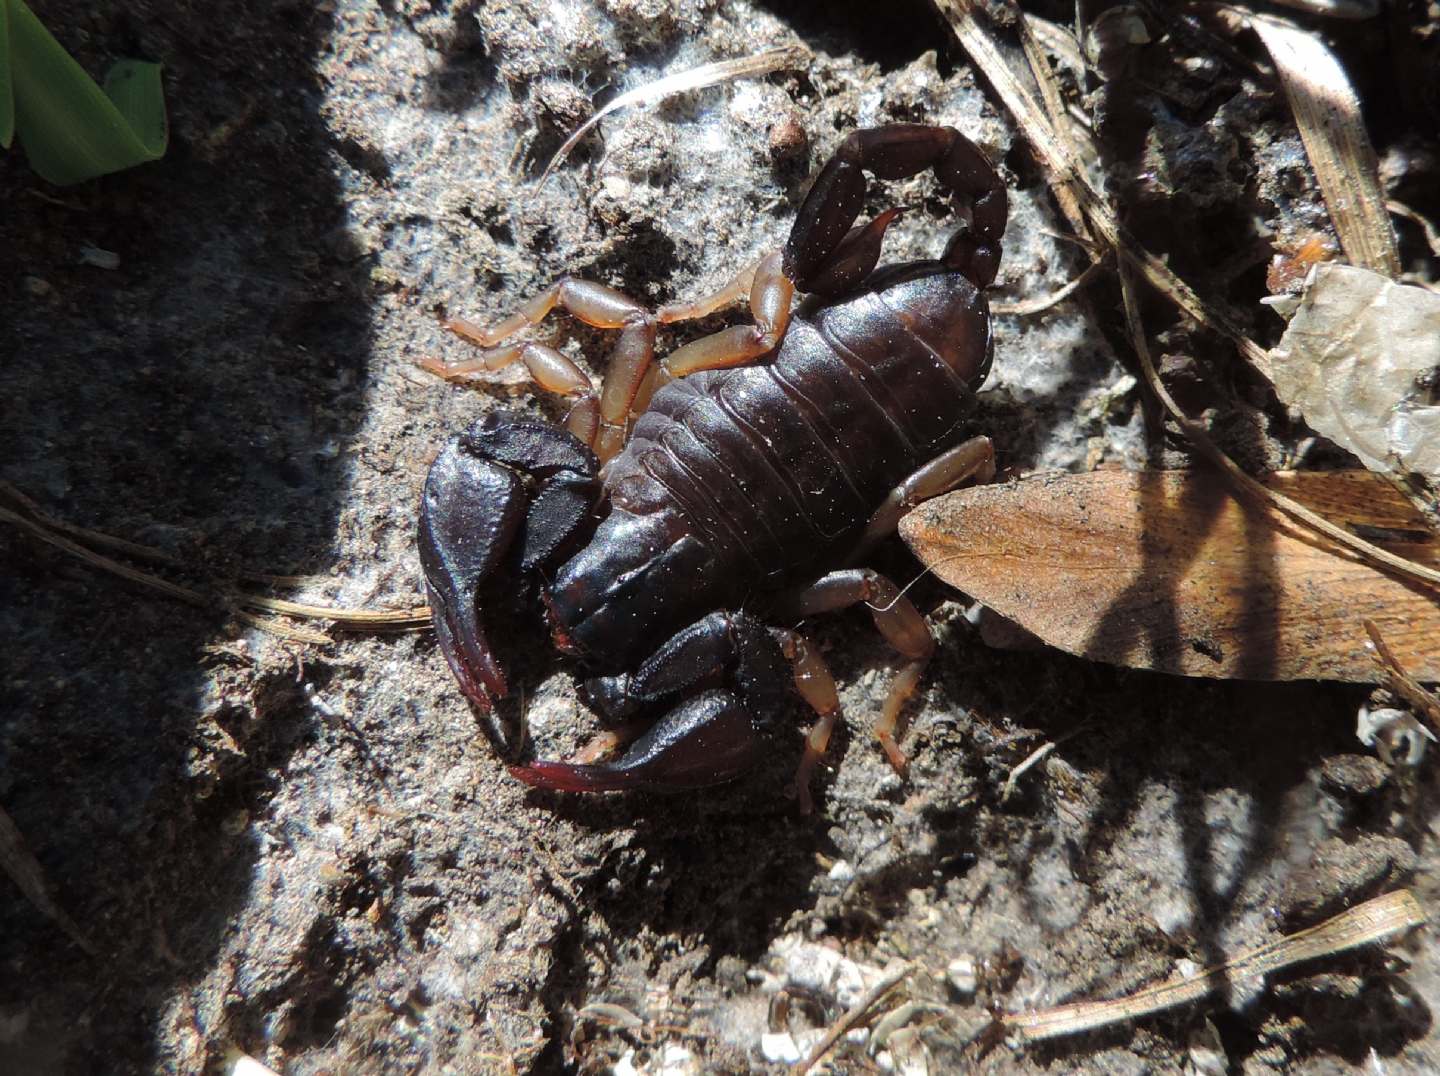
[1000,889,1426,1043]
[538,46,808,187]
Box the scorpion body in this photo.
[552,266,992,670]
[420,124,1007,809]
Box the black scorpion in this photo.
[420,124,1007,811]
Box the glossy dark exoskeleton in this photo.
[420,125,1007,810]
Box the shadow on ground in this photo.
[0,2,374,1070]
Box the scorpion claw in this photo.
[419,439,526,710]
[510,689,766,793]
[420,413,602,714]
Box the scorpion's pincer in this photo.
[417,437,526,710]
[509,689,767,793]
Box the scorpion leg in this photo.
[421,340,599,443]
[784,124,1007,292]
[614,252,799,427]
[772,440,994,785]
[775,629,844,815]
[655,258,762,324]
[419,412,600,712]
[776,569,936,775]
[510,612,788,793]
[446,277,647,349]
[857,436,995,553]
[437,277,659,463]
[656,251,795,379]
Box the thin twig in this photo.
[0,803,96,955]
[1117,262,1440,593]
[1,503,213,610]
[235,594,431,631]
[992,260,1105,316]
[934,0,1274,376]
[538,46,808,187]
[793,962,912,1075]
[1000,741,1056,803]
[999,889,1426,1044]
[0,479,189,568]
[1388,199,1440,258]
[2,493,431,643]
[1363,619,1440,732]
[1242,11,1400,277]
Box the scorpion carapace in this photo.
[420,124,1007,811]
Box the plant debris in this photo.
[537,45,807,188]
[1,482,429,642]
[997,889,1426,1045]
[900,468,1440,682]
[1269,264,1440,482]
[0,803,94,955]
[1240,11,1400,276]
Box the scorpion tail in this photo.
[509,689,766,793]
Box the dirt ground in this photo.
[3,1,1439,1072]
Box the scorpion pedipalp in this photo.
[419,412,600,711]
[510,611,788,793]
[510,689,765,793]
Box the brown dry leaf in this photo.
[899,469,1440,682]
[938,3,1440,593]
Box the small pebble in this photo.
[78,244,121,270]
[768,113,808,168]
[946,955,977,998]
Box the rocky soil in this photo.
[3,1,1438,1072]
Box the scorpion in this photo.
[420,124,1006,812]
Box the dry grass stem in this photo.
[1000,741,1056,803]
[793,961,912,1075]
[0,804,96,955]
[1,479,188,568]
[236,594,431,631]
[538,46,808,188]
[1240,12,1400,276]
[1363,619,1440,730]
[1118,262,1440,594]
[1388,199,1440,258]
[934,0,1273,376]
[992,260,1105,316]
[999,889,1426,1044]
[2,487,432,643]
[1,502,215,611]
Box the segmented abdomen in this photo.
[549,267,990,669]
[612,272,988,583]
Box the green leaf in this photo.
[6,0,167,184]
[0,0,14,148]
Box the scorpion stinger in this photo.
[784,124,1007,292]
